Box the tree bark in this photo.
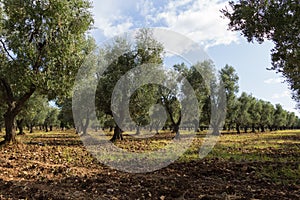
[155,127,159,134]
[82,119,89,135]
[227,123,232,132]
[75,126,80,134]
[30,124,34,133]
[82,125,87,135]
[4,111,17,144]
[212,126,220,135]
[223,125,227,131]
[17,119,25,135]
[194,122,199,132]
[261,125,265,132]
[136,126,141,135]
[0,79,35,144]
[110,125,123,142]
[236,123,240,134]
[268,125,273,132]
[200,126,204,131]
[173,124,180,139]
[169,111,181,139]
[251,124,255,133]
[82,110,90,135]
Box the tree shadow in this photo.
[26,136,84,147]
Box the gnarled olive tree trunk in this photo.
[0,78,35,144]
[4,111,17,144]
[110,125,123,142]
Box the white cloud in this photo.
[285,106,299,114]
[91,0,239,48]
[156,0,239,48]
[264,77,284,84]
[136,0,156,24]
[91,0,135,37]
[271,90,290,99]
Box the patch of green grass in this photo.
[176,130,300,164]
[178,130,300,184]
[1,129,299,183]
[257,164,300,185]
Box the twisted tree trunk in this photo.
[0,78,35,144]
[110,125,123,142]
[4,111,17,144]
[17,119,25,135]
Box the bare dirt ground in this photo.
[0,131,299,200]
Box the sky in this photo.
[89,0,299,116]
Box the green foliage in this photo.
[158,72,182,135]
[96,37,135,117]
[273,104,287,129]
[95,29,164,140]
[220,65,239,101]
[0,0,93,142]
[248,96,262,132]
[129,84,159,129]
[0,0,93,98]
[44,107,59,129]
[222,0,300,108]
[219,65,239,130]
[57,98,74,129]
[72,38,98,134]
[235,92,252,132]
[19,94,49,130]
[259,100,275,130]
[193,60,216,127]
[286,112,297,128]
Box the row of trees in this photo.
[0,0,94,144]
[222,0,300,109]
[0,1,299,144]
[1,28,299,143]
[68,29,300,141]
[0,95,67,134]
[224,92,300,134]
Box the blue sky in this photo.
[90,0,299,116]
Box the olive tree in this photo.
[96,29,164,142]
[0,0,93,144]
[258,100,275,132]
[219,65,239,131]
[16,94,48,134]
[222,1,300,108]
[235,92,252,133]
[273,104,287,130]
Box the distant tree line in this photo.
[0,0,299,145]
[63,29,300,141]
[222,0,300,109]
[222,92,300,134]
[1,28,299,142]
[0,0,93,144]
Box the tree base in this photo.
[0,139,19,146]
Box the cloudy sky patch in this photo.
[92,0,238,48]
[89,0,299,116]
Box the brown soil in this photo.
[0,133,299,200]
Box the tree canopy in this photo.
[95,29,164,142]
[222,0,300,108]
[0,0,93,143]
